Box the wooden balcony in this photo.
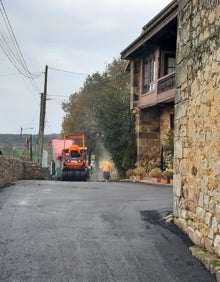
[157,72,175,94]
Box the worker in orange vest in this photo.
[102,160,112,182]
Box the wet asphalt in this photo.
[0,180,216,282]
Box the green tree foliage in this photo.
[62,75,104,164]
[62,58,136,176]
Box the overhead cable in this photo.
[0,0,41,93]
[48,66,88,76]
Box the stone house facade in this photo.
[122,0,220,257]
[174,0,220,257]
[121,0,178,166]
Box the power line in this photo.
[0,0,35,77]
[0,7,28,76]
[0,71,42,77]
[48,66,88,76]
[48,94,70,97]
[0,0,42,94]
[48,99,64,108]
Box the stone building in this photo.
[121,0,178,166]
[122,0,220,258]
[174,0,220,257]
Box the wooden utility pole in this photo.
[38,65,48,165]
[29,135,33,161]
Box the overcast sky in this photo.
[0,0,171,135]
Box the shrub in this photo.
[146,159,161,174]
[133,166,146,177]
[162,168,173,179]
[126,168,134,178]
[149,168,162,177]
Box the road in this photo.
[0,180,215,282]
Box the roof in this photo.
[121,0,178,59]
[52,139,72,159]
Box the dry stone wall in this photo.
[174,0,220,256]
[0,156,41,187]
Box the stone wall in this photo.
[160,105,174,144]
[136,104,174,163]
[174,0,220,255]
[0,156,41,187]
[136,107,160,162]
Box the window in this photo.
[170,114,174,130]
[165,55,176,75]
[143,53,155,93]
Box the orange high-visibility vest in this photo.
[102,161,112,172]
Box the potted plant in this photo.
[161,168,173,184]
[149,168,162,183]
[133,166,146,180]
[161,171,169,184]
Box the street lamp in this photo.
[20,126,34,137]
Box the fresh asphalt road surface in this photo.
[0,180,215,282]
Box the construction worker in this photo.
[50,160,56,179]
[102,160,112,182]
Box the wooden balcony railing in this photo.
[157,72,175,94]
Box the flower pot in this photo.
[161,177,169,184]
[151,177,160,183]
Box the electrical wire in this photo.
[48,66,88,76]
[0,9,27,76]
[48,99,64,108]
[0,0,34,77]
[28,104,40,126]
[0,71,22,76]
[0,0,42,94]
[47,94,70,98]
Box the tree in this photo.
[93,59,136,176]
[62,58,136,177]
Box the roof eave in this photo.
[121,0,178,60]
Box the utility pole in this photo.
[29,134,33,161]
[38,65,48,165]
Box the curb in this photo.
[123,178,173,186]
[190,246,220,281]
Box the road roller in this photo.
[61,134,89,181]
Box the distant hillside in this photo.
[0,134,62,163]
[0,134,61,147]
